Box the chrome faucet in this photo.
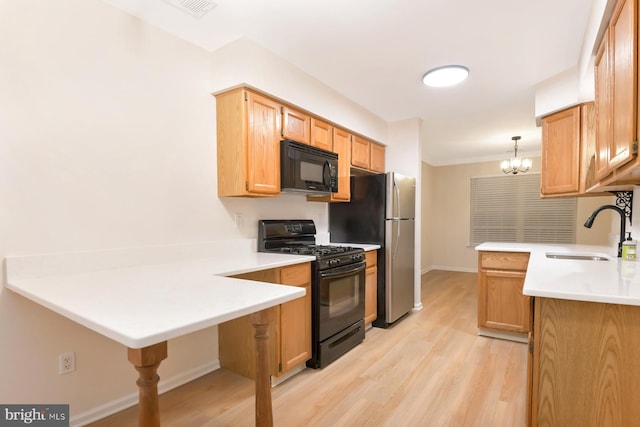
[584,205,626,257]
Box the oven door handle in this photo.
[319,262,366,279]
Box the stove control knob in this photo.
[352,254,363,262]
[329,259,340,266]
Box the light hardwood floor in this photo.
[88,270,527,426]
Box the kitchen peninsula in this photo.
[476,242,640,426]
[5,242,313,427]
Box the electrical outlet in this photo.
[234,212,243,229]
[58,352,75,375]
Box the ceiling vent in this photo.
[161,0,217,18]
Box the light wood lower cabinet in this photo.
[528,297,640,426]
[218,263,311,379]
[364,250,378,325]
[477,251,531,335]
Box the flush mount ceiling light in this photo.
[500,136,532,174]
[422,65,469,87]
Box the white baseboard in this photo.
[71,360,221,427]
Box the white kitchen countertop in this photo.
[475,242,640,306]
[5,241,315,348]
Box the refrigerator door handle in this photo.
[393,175,400,218]
[394,219,401,259]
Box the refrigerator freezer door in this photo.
[386,172,416,220]
[385,218,415,323]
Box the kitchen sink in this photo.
[545,252,610,261]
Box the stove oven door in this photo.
[317,261,366,342]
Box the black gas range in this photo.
[258,220,365,266]
[258,220,366,369]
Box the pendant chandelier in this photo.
[500,136,532,174]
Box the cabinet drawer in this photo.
[480,251,530,271]
[365,250,377,267]
[280,263,311,286]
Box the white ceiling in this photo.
[102,0,598,166]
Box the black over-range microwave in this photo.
[281,139,338,194]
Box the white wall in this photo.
[0,0,390,423]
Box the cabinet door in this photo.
[370,143,385,173]
[541,106,581,195]
[609,0,637,170]
[595,28,613,181]
[279,264,311,373]
[332,128,352,201]
[364,250,377,324]
[478,269,529,333]
[282,106,310,144]
[351,135,370,169]
[310,118,333,151]
[247,92,281,195]
[531,298,640,425]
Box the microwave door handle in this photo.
[323,160,331,187]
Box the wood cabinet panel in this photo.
[216,88,281,197]
[610,0,637,170]
[478,270,529,333]
[332,128,352,201]
[478,251,530,335]
[479,251,529,271]
[595,28,613,182]
[591,0,638,188]
[310,118,333,151]
[282,106,310,144]
[541,106,581,195]
[529,297,640,426]
[247,94,282,195]
[280,283,311,371]
[364,250,377,325]
[370,143,385,173]
[351,136,370,169]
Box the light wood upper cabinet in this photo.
[477,251,531,335]
[370,142,386,172]
[310,118,333,151]
[216,88,281,197]
[541,105,581,195]
[307,126,352,203]
[595,28,613,182]
[351,135,386,173]
[541,103,605,197]
[610,0,637,170]
[282,106,311,144]
[591,0,638,188]
[216,86,386,198]
[333,128,352,201]
[351,135,370,169]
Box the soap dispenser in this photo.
[622,232,636,260]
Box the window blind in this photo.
[470,173,577,246]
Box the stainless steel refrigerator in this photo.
[329,172,416,327]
